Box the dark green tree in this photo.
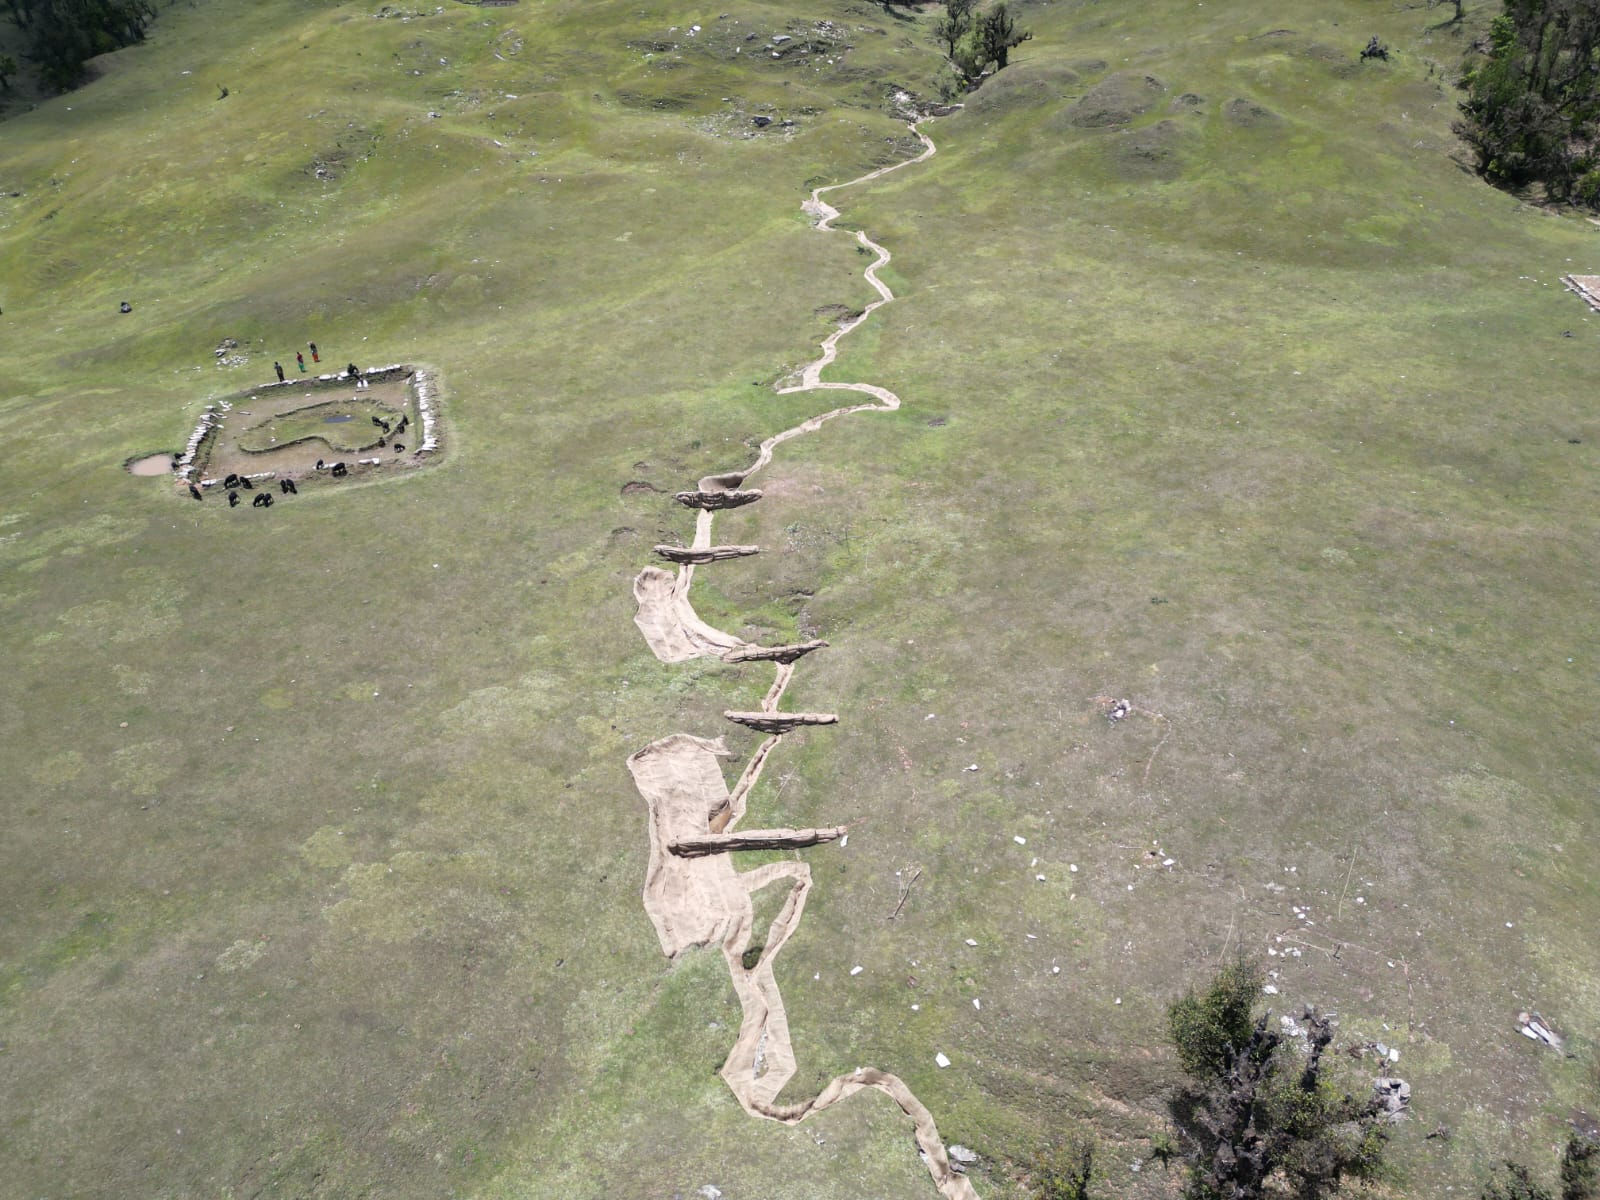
[21,0,156,90]
[1169,956,1262,1080]
[975,0,1030,71]
[1483,1162,1555,1200]
[933,0,974,59]
[1482,1131,1600,1200]
[1167,963,1390,1200]
[1563,1131,1600,1200]
[1455,0,1600,203]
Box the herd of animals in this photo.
[179,412,411,508]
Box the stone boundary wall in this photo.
[176,364,440,486]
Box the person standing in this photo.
[309,341,320,363]
[274,361,285,382]
[296,352,306,372]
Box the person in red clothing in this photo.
[309,342,320,363]
[296,352,306,372]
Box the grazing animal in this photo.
[279,479,293,495]
[252,492,273,508]
[223,473,240,488]
[392,442,404,452]
[331,462,348,478]
[228,491,240,507]
[371,416,384,427]
[240,477,254,490]
[396,416,408,432]
[188,484,203,500]
[315,459,325,470]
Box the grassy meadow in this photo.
[1,0,1597,1197]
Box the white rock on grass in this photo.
[935,1052,951,1068]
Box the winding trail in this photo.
[628,117,978,1200]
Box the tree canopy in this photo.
[1167,961,1390,1200]
[1455,0,1600,205]
[3,0,157,91]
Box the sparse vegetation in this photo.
[1482,1132,1600,1200]
[1033,1137,1096,1200]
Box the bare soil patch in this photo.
[126,453,174,477]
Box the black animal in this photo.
[377,436,386,448]
[279,478,297,495]
[1361,35,1390,61]
[223,473,241,488]
[228,491,240,507]
[331,462,348,478]
[371,416,384,427]
[396,416,408,432]
[252,492,273,508]
[315,459,325,470]
[188,483,203,500]
[347,363,361,380]
[240,477,254,490]
[392,442,404,452]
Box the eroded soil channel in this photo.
[628,116,979,1200]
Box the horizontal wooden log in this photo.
[722,639,829,664]
[653,544,761,564]
[675,488,763,511]
[668,825,848,858]
[723,711,838,734]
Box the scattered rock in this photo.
[1517,1012,1563,1048]
[948,1145,979,1165]
[935,1051,951,1068]
[1373,1076,1411,1121]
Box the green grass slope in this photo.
[1,1,1596,1197]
